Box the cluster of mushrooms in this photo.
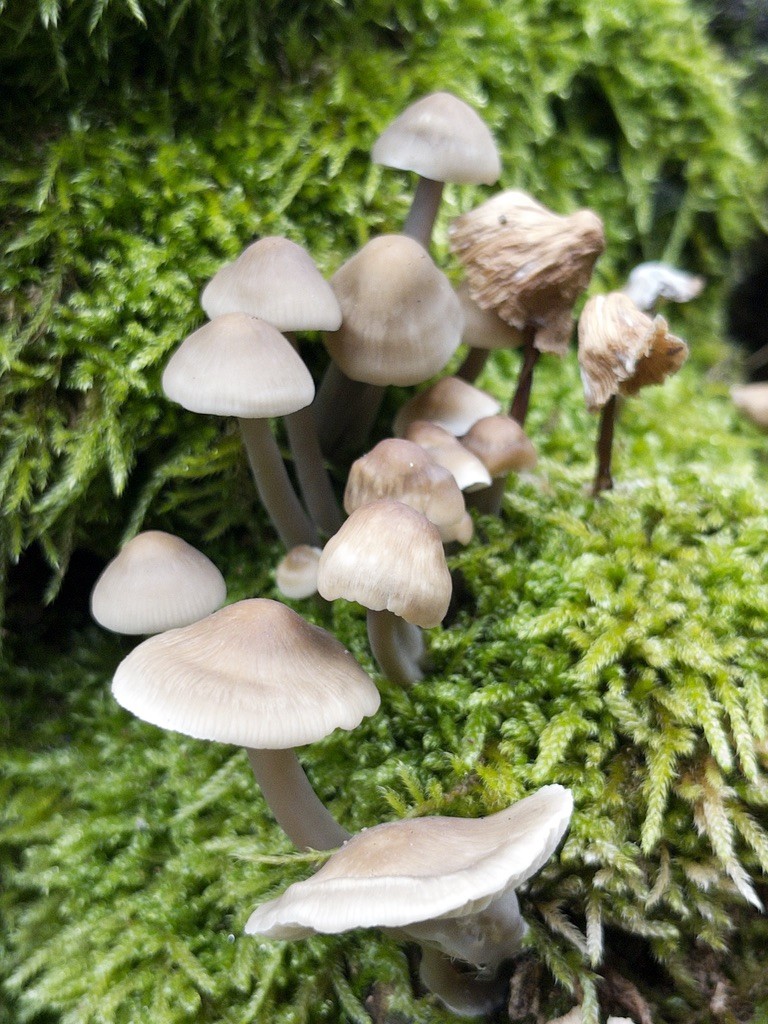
[90,93,704,1016]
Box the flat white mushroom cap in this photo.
[112,598,380,749]
[246,785,573,937]
[317,500,452,628]
[372,92,501,185]
[162,313,314,418]
[90,531,226,635]
[201,237,342,332]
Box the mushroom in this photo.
[317,499,452,685]
[393,376,500,438]
[404,419,492,493]
[246,785,574,1016]
[201,237,344,537]
[454,279,525,383]
[111,598,380,850]
[730,383,768,430]
[275,545,323,600]
[372,91,501,250]
[577,292,688,495]
[622,261,704,312]
[162,312,317,548]
[315,235,463,457]
[461,415,538,515]
[90,531,227,635]
[449,190,605,424]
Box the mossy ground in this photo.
[2,1,768,1021]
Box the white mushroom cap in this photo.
[393,376,500,437]
[245,785,573,937]
[275,545,323,600]
[112,598,380,749]
[162,313,314,418]
[90,531,226,635]
[325,235,463,386]
[317,499,452,628]
[344,439,466,528]
[404,420,492,492]
[731,383,768,430]
[622,261,704,312]
[201,237,342,332]
[372,92,501,185]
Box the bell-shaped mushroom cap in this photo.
[111,598,380,749]
[275,545,323,600]
[456,280,525,351]
[317,499,452,628]
[90,531,227,635]
[162,313,314,418]
[461,415,538,477]
[393,376,500,438]
[201,237,342,332]
[622,261,704,312]
[449,190,605,355]
[405,420,492,492]
[372,91,501,185]
[245,784,573,938]
[325,235,463,386]
[731,383,768,429]
[577,293,688,411]
[344,439,466,528]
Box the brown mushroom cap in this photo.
[344,439,466,527]
[325,235,463,386]
[111,598,380,749]
[317,499,452,628]
[449,190,605,355]
[162,313,314,417]
[372,91,501,185]
[201,237,342,332]
[245,785,573,937]
[577,292,688,411]
[393,376,500,437]
[90,531,226,635]
[461,415,538,477]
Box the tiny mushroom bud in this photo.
[246,785,574,1016]
[275,545,323,600]
[318,499,452,685]
[90,531,226,635]
[372,91,501,249]
[112,598,380,850]
[577,292,688,495]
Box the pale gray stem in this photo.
[403,177,445,250]
[315,362,369,457]
[246,747,350,851]
[416,947,510,1018]
[466,476,505,516]
[366,608,424,685]
[282,336,343,537]
[238,417,318,549]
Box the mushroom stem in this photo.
[456,346,490,383]
[509,331,540,426]
[238,417,318,549]
[366,608,425,685]
[592,394,617,496]
[246,747,350,851]
[466,476,506,516]
[283,334,344,536]
[315,363,384,458]
[403,177,445,251]
[416,947,510,1018]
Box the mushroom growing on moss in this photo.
[246,785,574,1016]
[111,599,380,850]
[577,292,688,495]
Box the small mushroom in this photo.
[90,531,226,635]
[318,499,452,685]
[162,313,317,548]
[461,415,538,515]
[393,376,500,438]
[246,785,574,1016]
[404,419,492,493]
[577,292,688,495]
[622,261,704,312]
[455,279,525,382]
[111,599,380,850]
[372,92,501,250]
[275,545,323,600]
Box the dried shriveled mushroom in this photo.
[578,292,688,494]
[112,599,380,850]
